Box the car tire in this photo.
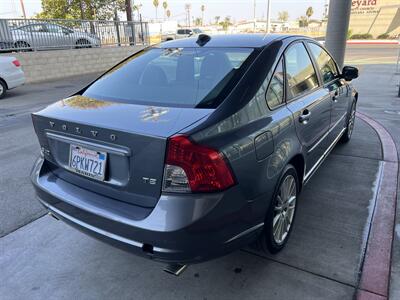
[75,39,91,48]
[257,164,299,254]
[340,101,356,143]
[0,79,7,99]
[14,41,31,52]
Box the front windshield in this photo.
[193,28,203,34]
[82,47,253,108]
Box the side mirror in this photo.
[341,66,358,81]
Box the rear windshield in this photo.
[82,47,253,108]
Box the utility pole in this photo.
[253,0,256,32]
[265,0,271,33]
[325,0,352,69]
[19,0,26,19]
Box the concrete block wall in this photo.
[0,46,144,83]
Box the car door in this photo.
[284,41,332,174]
[44,24,69,49]
[18,24,47,49]
[306,42,349,141]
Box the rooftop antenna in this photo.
[196,33,211,46]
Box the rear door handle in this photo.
[299,110,311,124]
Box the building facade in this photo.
[349,0,400,37]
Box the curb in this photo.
[356,112,399,299]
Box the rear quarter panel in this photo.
[0,57,25,89]
[187,39,305,221]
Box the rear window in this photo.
[82,47,253,108]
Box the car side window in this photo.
[265,58,285,110]
[46,24,63,33]
[24,24,47,33]
[177,29,184,34]
[284,42,319,100]
[307,42,338,84]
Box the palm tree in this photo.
[299,16,308,28]
[184,3,191,27]
[132,4,143,15]
[162,1,168,20]
[214,16,220,25]
[220,16,232,32]
[278,11,289,22]
[166,9,171,19]
[200,5,205,26]
[153,0,159,20]
[195,18,202,26]
[306,6,314,23]
[133,3,143,17]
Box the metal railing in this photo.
[0,18,149,52]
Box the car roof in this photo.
[159,34,302,48]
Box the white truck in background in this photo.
[148,21,203,42]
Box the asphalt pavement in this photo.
[0,117,383,299]
[0,44,399,299]
[0,73,99,237]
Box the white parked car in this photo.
[0,56,25,98]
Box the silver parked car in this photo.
[12,23,101,50]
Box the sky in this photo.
[0,0,328,23]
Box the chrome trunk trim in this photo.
[46,131,131,156]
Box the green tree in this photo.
[306,6,314,22]
[36,0,125,20]
[153,0,160,20]
[36,0,73,19]
[278,11,289,22]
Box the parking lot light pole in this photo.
[265,0,271,33]
[325,0,352,69]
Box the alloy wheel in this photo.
[273,174,297,245]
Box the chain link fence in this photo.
[0,18,149,52]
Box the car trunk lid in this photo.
[32,95,212,207]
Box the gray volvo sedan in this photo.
[31,34,358,267]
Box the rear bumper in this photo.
[4,69,25,89]
[31,157,266,263]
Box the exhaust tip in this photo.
[164,263,187,276]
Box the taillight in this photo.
[162,135,235,193]
[12,60,21,67]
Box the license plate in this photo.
[68,144,107,181]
